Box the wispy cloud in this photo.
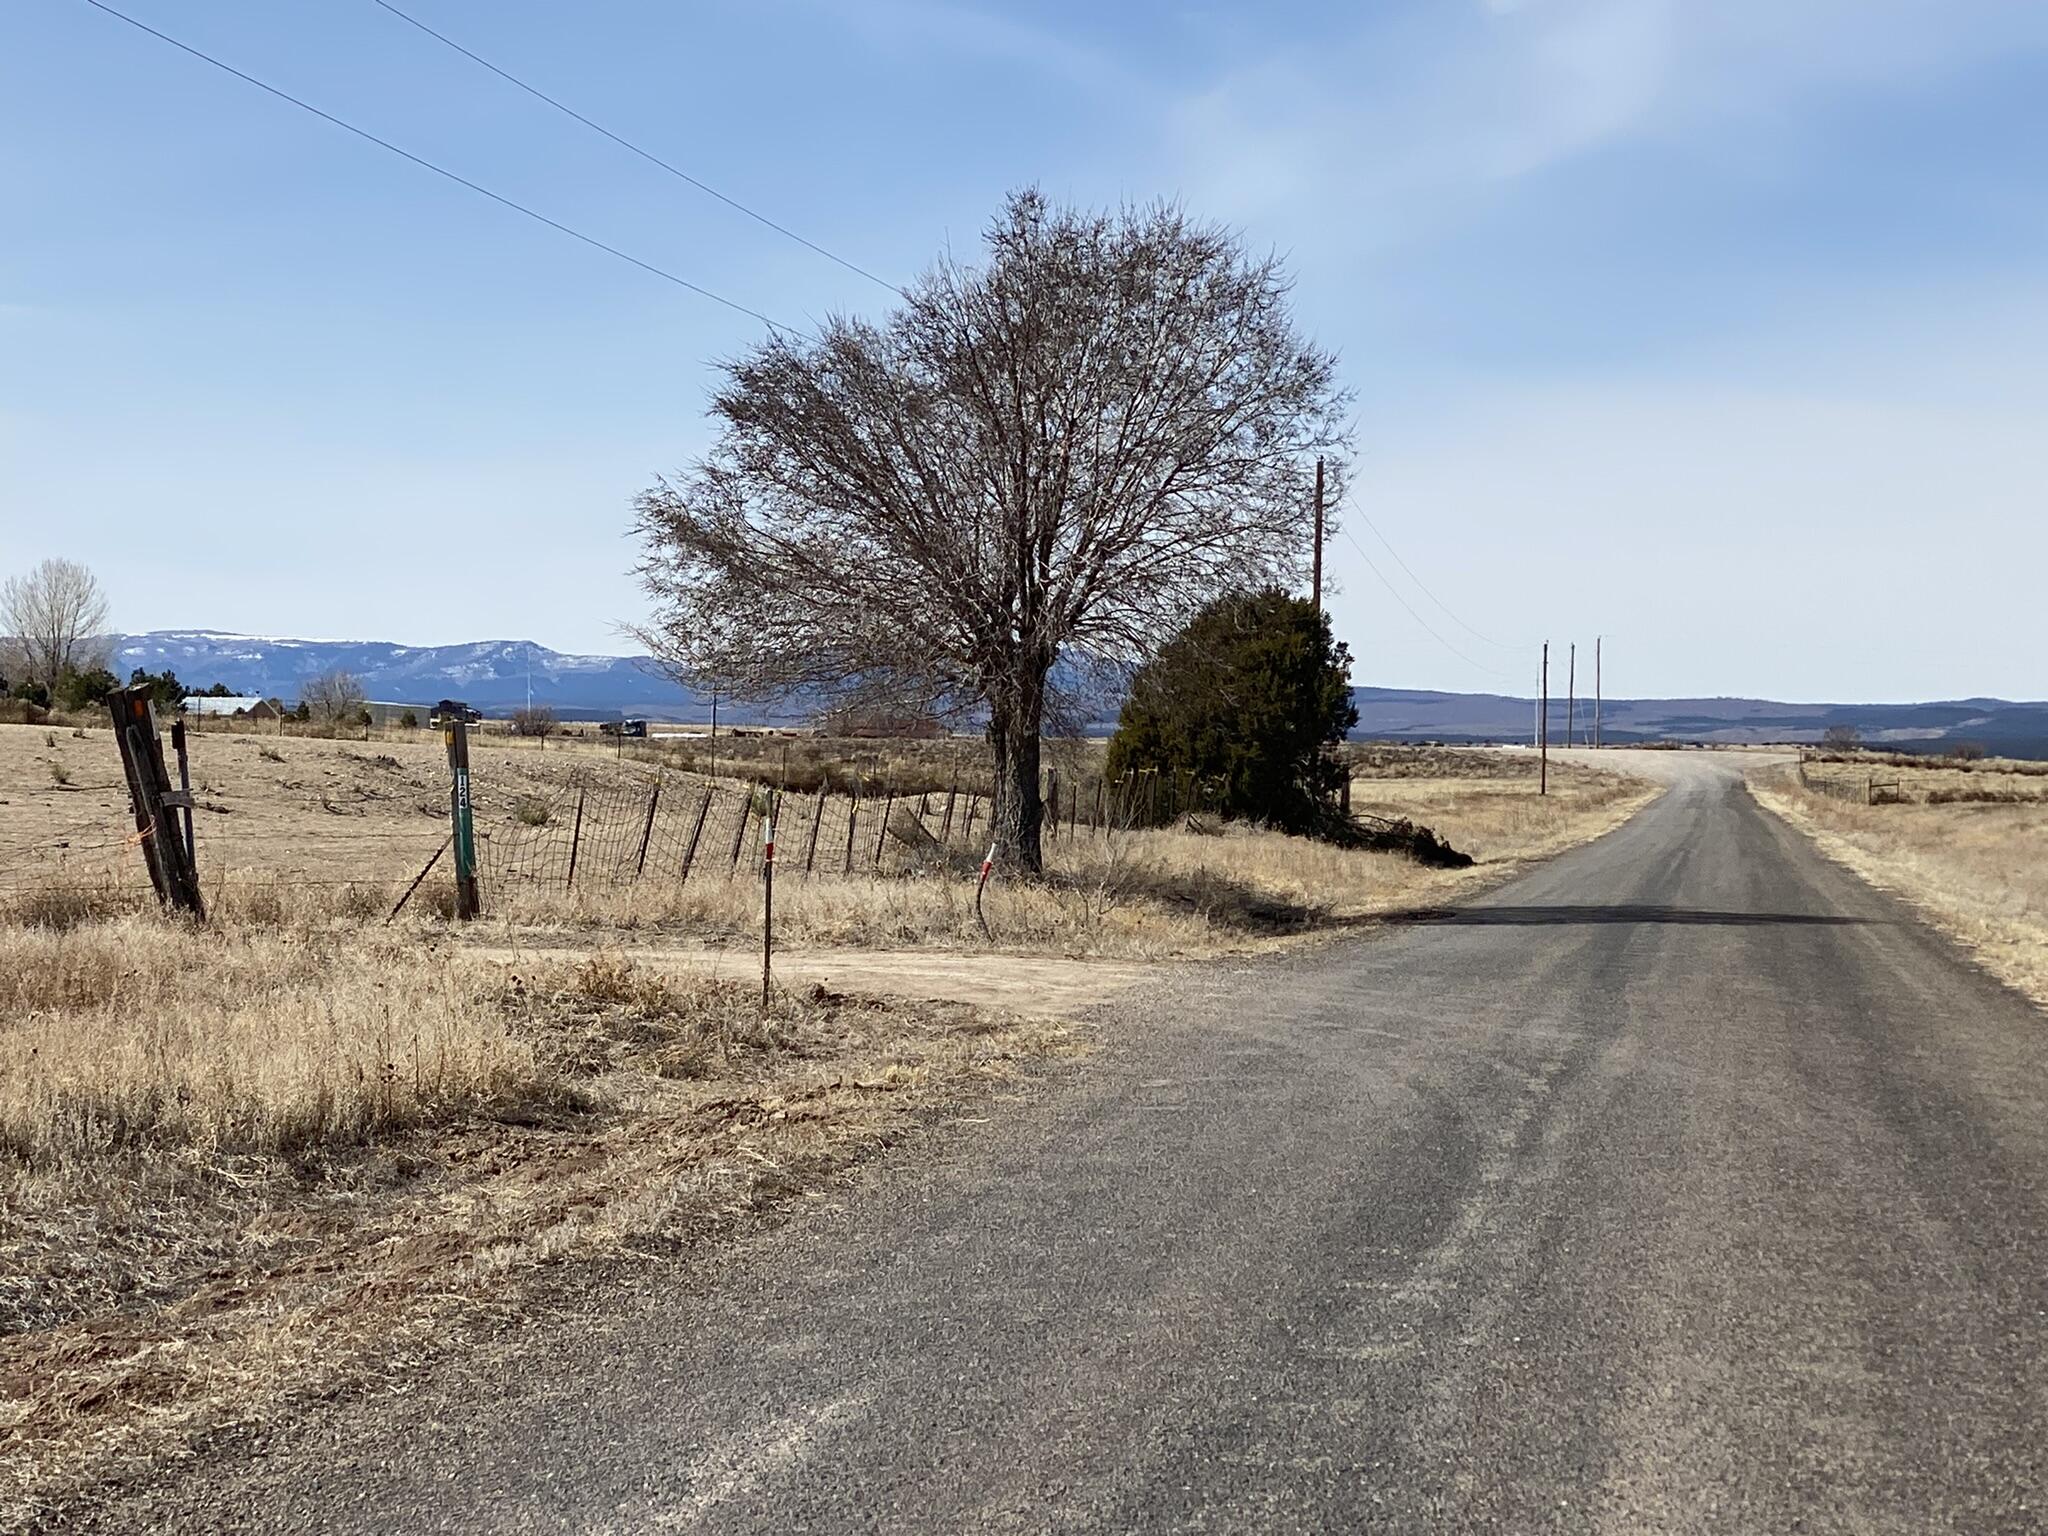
[1163,0,2048,247]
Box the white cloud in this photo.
[1163,0,2048,248]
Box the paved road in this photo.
[84,754,2048,1533]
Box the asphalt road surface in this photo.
[80,753,2048,1533]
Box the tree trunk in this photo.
[987,669,1047,874]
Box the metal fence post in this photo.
[679,787,713,883]
[802,790,826,876]
[635,779,661,878]
[873,790,895,869]
[566,785,586,890]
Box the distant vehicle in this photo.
[430,699,482,728]
[599,718,649,738]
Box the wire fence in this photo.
[1795,756,1905,807]
[4,721,1236,920]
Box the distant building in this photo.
[186,695,279,720]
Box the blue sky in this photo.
[3,0,2045,701]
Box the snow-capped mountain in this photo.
[109,632,705,719]
[101,632,2048,753]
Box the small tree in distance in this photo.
[2,558,111,696]
[1107,589,1357,837]
[1821,723,1862,752]
[302,669,368,724]
[633,189,1350,873]
[511,704,558,737]
[127,667,187,714]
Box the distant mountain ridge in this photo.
[107,631,2048,756]
[111,631,699,719]
[1346,685,2048,758]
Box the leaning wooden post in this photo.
[565,785,586,890]
[444,717,479,919]
[939,778,959,842]
[109,688,205,918]
[842,793,859,875]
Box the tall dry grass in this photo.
[1751,762,2048,1007]
[0,919,534,1162]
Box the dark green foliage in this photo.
[56,665,119,711]
[1107,589,1358,836]
[12,677,50,708]
[126,667,187,712]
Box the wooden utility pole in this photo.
[1311,456,1325,612]
[1595,635,1603,750]
[1540,643,1550,797]
[1567,643,1576,749]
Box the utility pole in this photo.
[1567,643,1576,749]
[1595,636,1602,750]
[1311,456,1325,613]
[1540,643,1549,797]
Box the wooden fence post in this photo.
[442,716,479,920]
[108,689,205,918]
[842,794,859,875]
[939,778,959,842]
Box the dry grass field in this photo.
[1751,754,2048,1008]
[0,722,1655,1522]
[1,927,1079,1524]
[0,723,1650,959]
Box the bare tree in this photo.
[511,704,558,737]
[633,191,1350,871]
[1821,723,1862,752]
[1,558,110,695]
[301,669,368,723]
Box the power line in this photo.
[1348,502,1526,652]
[367,0,904,298]
[1338,526,1519,685]
[76,0,799,333]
